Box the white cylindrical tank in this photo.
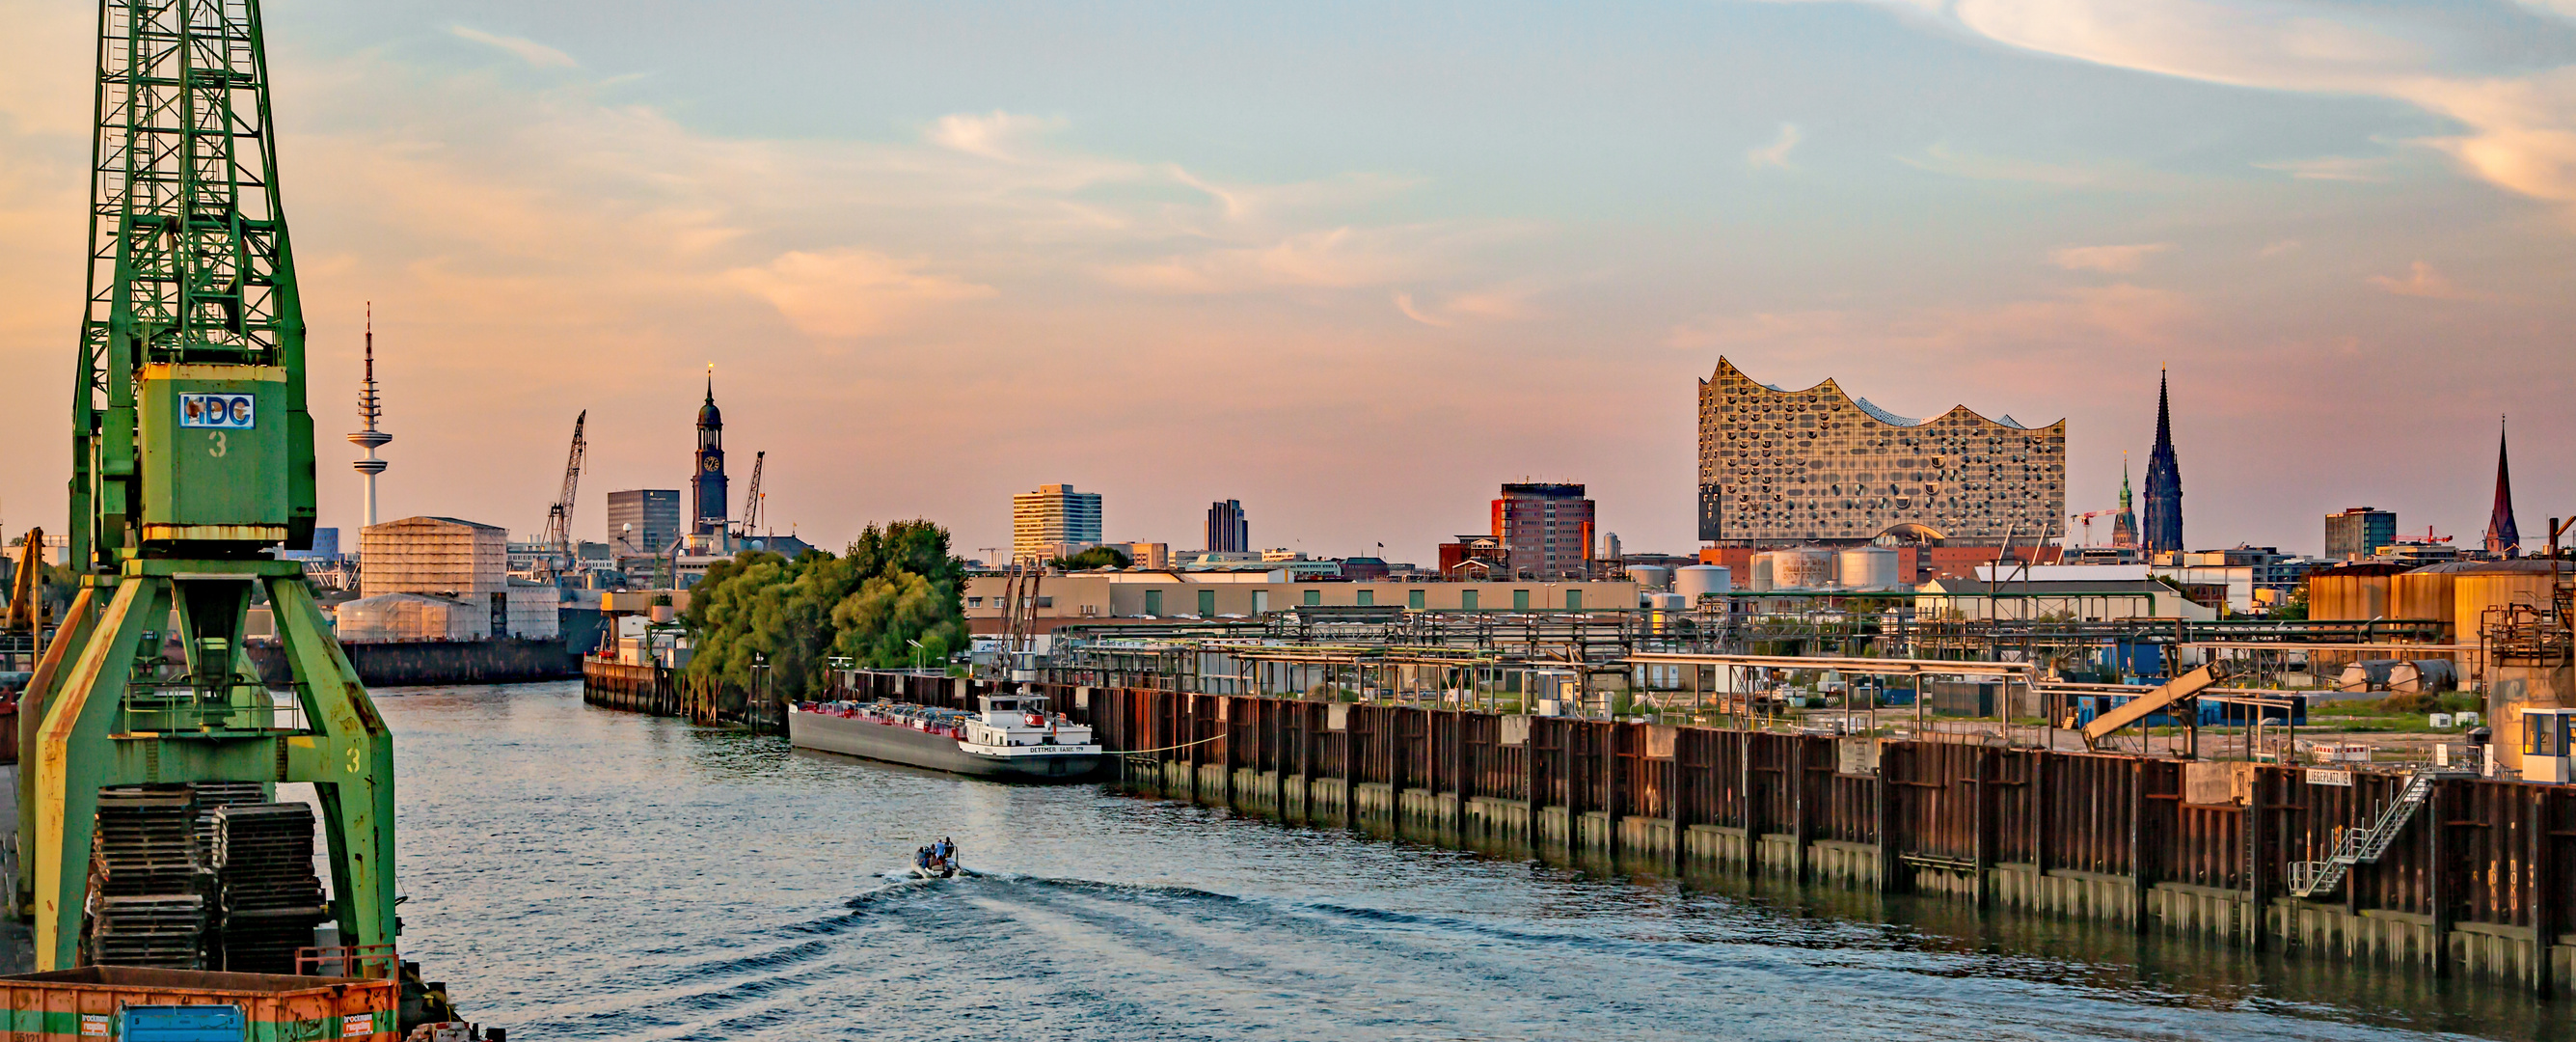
[1624,564,1671,590]
[1749,554,1776,591]
[1676,564,1732,600]
[1650,591,1688,611]
[1772,548,1838,590]
[1837,547,1901,591]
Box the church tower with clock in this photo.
[691,371,728,535]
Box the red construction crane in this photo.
[2070,509,2116,546]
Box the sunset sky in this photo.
[3,0,2572,563]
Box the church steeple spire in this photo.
[691,363,728,536]
[2486,416,2520,557]
[2141,368,2184,557]
[2111,452,2137,548]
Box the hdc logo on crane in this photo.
[177,393,256,428]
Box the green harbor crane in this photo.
[14,0,397,971]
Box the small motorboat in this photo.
[910,838,963,879]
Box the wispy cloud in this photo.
[448,26,578,69]
[1103,226,1444,294]
[724,249,995,337]
[1748,123,1803,169]
[2049,242,2172,273]
[927,110,1066,161]
[1393,285,1544,327]
[1889,0,2576,211]
[2255,154,2391,181]
[1444,287,1543,321]
[1668,283,2194,356]
[1393,292,1450,327]
[2258,239,2303,258]
[2368,260,2487,300]
[1898,143,2102,186]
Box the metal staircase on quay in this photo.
[2286,768,2442,899]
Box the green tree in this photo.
[2268,581,2310,620]
[832,520,970,669]
[682,520,969,698]
[685,550,833,698]
[1053,545,1131,570]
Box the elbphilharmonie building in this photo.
[1697,358,2066,547]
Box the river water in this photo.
[379,682,2550,1041]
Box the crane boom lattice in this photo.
[739,451,765,539]
[543,410,588,574]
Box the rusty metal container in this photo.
[2457,571,2562,633]
[2306,573,2390,622]
[0,966,395,1040]
[2389,571,2457,639]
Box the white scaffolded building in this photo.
[350,516,558,641]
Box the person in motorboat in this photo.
[912,839,960,879]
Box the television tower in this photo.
[349,304,392,528]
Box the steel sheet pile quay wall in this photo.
[580,658,780,729]
[813,671,2576,996]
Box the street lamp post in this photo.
[908,638,925,674]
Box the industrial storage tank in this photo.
[1649,591,1688,611]
[1837,547,1901,591]
[1771,548,1838,590]
[1749,554,1776,591]
[1624,564,1672,590]
[1675,564,1732,600]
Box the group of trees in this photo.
[1052,545,1131,570]
[681,520,969,699]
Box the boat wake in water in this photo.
[506,874,2466,1042]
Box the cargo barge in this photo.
[788,693,1101,780]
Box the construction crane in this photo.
[736,451,766,540]
[2070,509,2115,546]
[18,0,397,972]
[540,411,588,578]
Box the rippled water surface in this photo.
[381,682,2550,1041]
